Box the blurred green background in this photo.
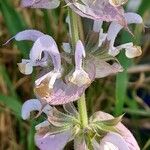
[0,0,150,149]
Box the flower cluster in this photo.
[22,99,140,150]
[5,0,143,149]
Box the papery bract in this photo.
[90,111,140,150]
[65,0,127,26]
[21,0,60,9]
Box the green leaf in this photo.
[138,0,150,16]
[114,31,133,115]
[0,94,22,117]
[28,122,36,150]
[0,0,30,57]
[0,65,17,97]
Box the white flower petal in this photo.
[107,12,143,56]
[125,46,142,58]
[17,61,33,75]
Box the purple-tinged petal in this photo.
[21,99,42,120]
[125,13,143,24]
[99,132,130,150]
[29,35,62,88]
[21,99,52,120]
[90,111,140,150]
[29,35,61,71]
[35,79,88,105]
[4,30,44,45]
[14,30,45,41]
[34,63,95,105]
[65,0,126,26]
[35,130,72,150]
[93,138,121,150]
[116,123,140,150]
[21,0,60,9]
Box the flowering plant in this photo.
[5,0,143,149]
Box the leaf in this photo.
[0,95,22,117]
[0,0,30,57]
[114,32,132,115]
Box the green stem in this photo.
[69,9,79,49]
[77,94,88,128]
[68,9,88,128]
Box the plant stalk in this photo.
[69,9,88,128]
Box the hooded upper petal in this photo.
[4,29,45,45]
[21,99,52,120]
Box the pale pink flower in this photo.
[21,100,140,150]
